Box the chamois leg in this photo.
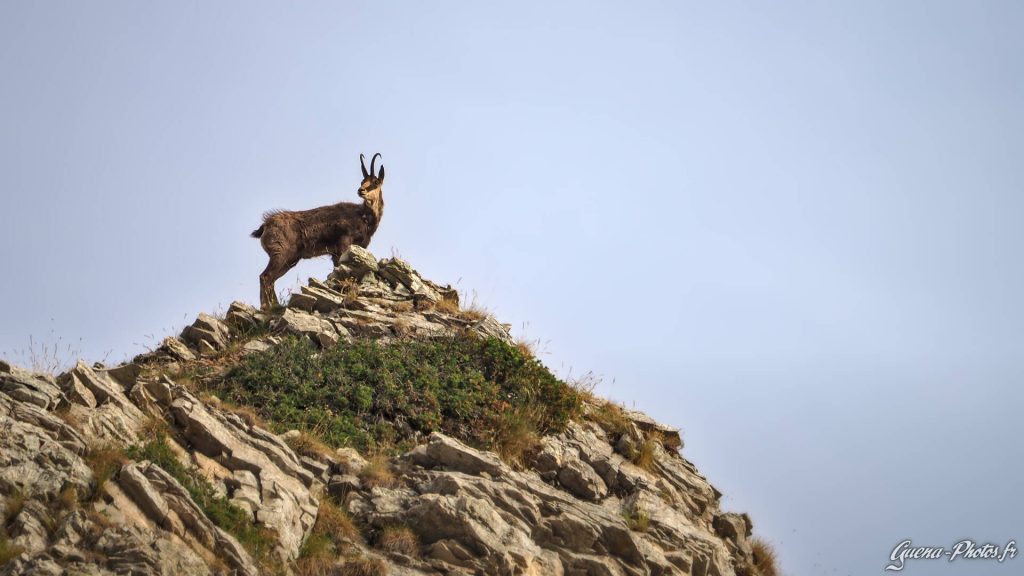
[259,256,297,310]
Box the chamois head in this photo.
[358,153,385,216]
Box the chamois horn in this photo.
[369,153,382,177]
[360,154,369,178]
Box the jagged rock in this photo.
[0,393,91,499]
[335,447,369,474]
[163,384,319,558]
[334,245,379,278]
[287,291,318,312]
[327,474,362,500]
[159,336,196,362]
[242,338,274,354]
[0,250,759,576]
[119,461,258,575]
[0,370,62,409]
[225,300,262,334]
[7,500,51,556]
[620,407,683,451]
[377,258,443,303]
[407,432,505,477]
[180,313,231,353]
[557,457,609,502]
[274,308,345,347]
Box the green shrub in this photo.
[214,333,581,454]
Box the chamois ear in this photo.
[377,165,385,180]
[360,154,369,178]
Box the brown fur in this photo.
[252,154,385,309]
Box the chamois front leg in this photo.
[259,255,299,310]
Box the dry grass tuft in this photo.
[286,431,333,461]
[337,555,389,576]
[514,338,537,359]
[84,445,129,501]
[57,487,80,512]
[0,531,25,566]
[391,301,414,313]
[220,402,269,429]
[459,302,488,321]
[294,555,334,576]
[359,455,397,489]
[431,298,460,315]
[138,415,171,442]
[392,316,412,338]
[377,525,418,556]
[622,505,650,532]
[588,400,630,439]
[750,537,779,576]
[491,406,542,469]
[313,499,360,545]
[3,491,26,525]
[631,431,662,471]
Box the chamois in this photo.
[251,153,385,309]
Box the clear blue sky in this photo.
[2,2,1021,575]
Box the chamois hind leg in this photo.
[259,255,297,310]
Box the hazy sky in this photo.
[2,2,1021,574]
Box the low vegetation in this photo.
[359,455,397,489]
[750,537,779,576]
[631,431,662,471]
[127,435,278,570]
[213,332,582,455]
[2,491,25,526]
[83,445,128,501]
[376,525,418,556]
[295,498,360,576]
[0,532,23,566]
[336,556,389,576]
[622,505,650,533]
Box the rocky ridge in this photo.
[0,247,768,576]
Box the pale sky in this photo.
[2,2,1022,575]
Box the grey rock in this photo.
[0,370,63,410]
[274,308,342,348]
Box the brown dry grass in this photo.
[285,431,333,461]
[314,499,360,545]
[750,537,779,576]
[431,298,460,315]
[588,400,630,439]
[631,431,662,471]
[0,531,24,566]
[336,556,388,576]
[339,278,361,305]
[391,301,414,313]
[138,415,171,442]
[84,445,128,501]
[57,487,80,512]
[3,491,25,525]
[392,316,412,338]
[491,406,542,469]
[219,402,270,429]
[377,525,418,556]
[359,455,397,489]
[514,337,537,359]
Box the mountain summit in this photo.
[0,247,775,576]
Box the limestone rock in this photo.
[274,308,345,348]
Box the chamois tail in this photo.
[250,225,265,238]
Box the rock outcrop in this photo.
[0,248,767,576]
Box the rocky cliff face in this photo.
[0,247,770,576]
